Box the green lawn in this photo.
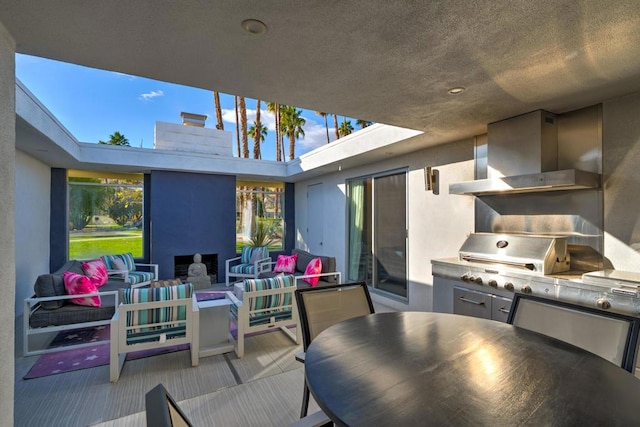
[69,230,142,260]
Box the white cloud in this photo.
[297,119,335,150]
[139,90,164,101]
[221,108,276,130]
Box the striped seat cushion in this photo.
[120,284,193,341]
[101,252,136,271]
[229,264,257,274]
[230,304,294,326]
[126,271,155,285]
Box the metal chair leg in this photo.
[300,378,310,418]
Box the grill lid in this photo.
[458,233,570,275]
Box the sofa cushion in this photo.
[292,249,337,283]
[33,260,87,310]
[29,302,116,328]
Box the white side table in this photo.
[196,291,235,358]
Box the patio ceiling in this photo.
[3,1,640,155]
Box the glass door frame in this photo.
[346,167,409,301]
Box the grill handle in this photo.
[460,256,535,271]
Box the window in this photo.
[68,170,144,260]
[236,181,284,251]
[348,170,408,298]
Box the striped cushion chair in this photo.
[109,283,199,382]
[228,275,300,358]
[101,252,158,288]
[225,246,271,286]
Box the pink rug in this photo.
[24,325,190,379]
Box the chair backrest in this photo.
[240,246,269,264]
[295,282,375,351]
[243,275,296,313]
[145,383,193,427]
[101,252,136,271]
[120,283,193,328]
[507,293,640,372]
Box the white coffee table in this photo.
[196,291,235,358]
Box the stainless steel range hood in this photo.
[450,169,601,195]
[450,110,601,196]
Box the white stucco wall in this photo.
[603,91,640,271]
[15,150,51,316]
[295,136,475,312]
[0,19,16,426]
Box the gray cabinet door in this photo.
[491,295,513,323]
[453,287,492,319]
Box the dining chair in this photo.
[145,383,193,427]
[507,293,640,373]
[295,282,375,418]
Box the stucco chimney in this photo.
[180,112,207,127]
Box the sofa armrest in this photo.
[296,271,341,284]
[107,269,129,282]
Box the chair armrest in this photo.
[227,290,242,306]
[134,263,158,278]
[295,351,305,363]
[258,260,275,273]
[107,269,129,281]
[225,256,242,269]
[253,256,271,272]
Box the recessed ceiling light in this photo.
[447,87,465,95]
[241,19,268,35]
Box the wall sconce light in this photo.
[425,167,439,195]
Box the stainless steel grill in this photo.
[458,233,570,275]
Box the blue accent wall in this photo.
[50,168,67,271]
[149,171,236,281]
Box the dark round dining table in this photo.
[304,311,640,426]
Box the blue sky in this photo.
[15,54,362,161]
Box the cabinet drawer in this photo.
[453,287,492,319]
[491,295,512,323]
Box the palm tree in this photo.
[280,106,306,160]
[239,96,249,158]
[213,91,224,130]
[234,96,241,157]
[99,131,130,146]
[267,102,282,162]
[356,119,372,129]
[253,99,262,159]
[249,121,268,159]
[338,118,354,137]
[333,114,340,140]
[316,111,330,143]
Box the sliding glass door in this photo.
[348,170,407,298]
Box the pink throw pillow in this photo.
[63,272,101,307]
[303,258,323,287]
[82,258,108,288]
[273,253,298,274]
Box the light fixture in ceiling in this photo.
[241,19,268,35]
[447,87,465,95]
